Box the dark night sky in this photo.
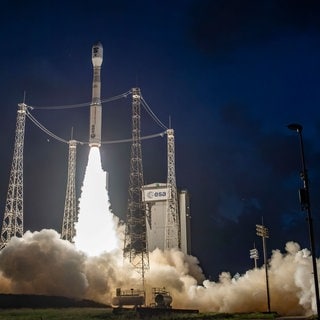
[1,0,320,280]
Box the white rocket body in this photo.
[89,42,103,147]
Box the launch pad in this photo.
[113,307,199,318]
[112,287,199,316]
[112,291,199,318]
[0,41,190,311]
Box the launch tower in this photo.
[165,128,180,249]
[0,103,27,248]
[124,88,149,285]
[61,138,77,242]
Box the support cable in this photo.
[26,111,70,144]
[29,90,132,110]
[25,89,169,144]
[26,110,166,145]
[140,96,168,130]
[101,132,166,145]
[27,90,168,131]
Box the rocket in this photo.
[89,42,103,147]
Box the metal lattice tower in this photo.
[0,103,27,248]
[61,139,77,242]
[124,88,149,285]
[165,128,180,249]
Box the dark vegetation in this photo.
[0,293,109,308]
[0,308,281,320]
[0,294,305,320]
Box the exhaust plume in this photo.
[74,147,121,256]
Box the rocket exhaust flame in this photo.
[74,147,120,256]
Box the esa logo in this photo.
[147,191,166,199]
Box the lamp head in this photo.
[287,123,303,133]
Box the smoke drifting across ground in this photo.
[0,231,316,315]
[0,147,317,316]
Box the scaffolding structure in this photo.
[165,128,180,249]
[0,89,180,262]
[123,88,149,285]
[0,103,27,248]
[61,139,77,242]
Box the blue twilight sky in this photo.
[1,0,320,279]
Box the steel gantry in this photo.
[61,139,78,242]
[165,128,180,249]
[123,88,149,286]
[0,103,27,248]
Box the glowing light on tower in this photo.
[74,147,120,256]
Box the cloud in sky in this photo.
[189,0,320,55]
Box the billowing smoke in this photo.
[0,229,317,316]
[145,242,315,316]
[0,230,88,298]
[0,147,317,316]
[0,229,138,302]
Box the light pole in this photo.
[288,123,320,317]
[249,243,259,269]
[256,224,271,313]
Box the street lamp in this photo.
[256,224,271,313]
[288,123,320,316]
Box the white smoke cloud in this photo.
[0,229,138,302]
[0,229,317,316]
[144,241,315,316]
[0,229,88,298]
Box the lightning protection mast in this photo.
[124,88,149,287]
[165,128,180,249]
[61,138,77,242]
[0,103,27,249]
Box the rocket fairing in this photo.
[89,42,103,148]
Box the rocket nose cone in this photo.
[93,41,103,50]
[92,42,103,65]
